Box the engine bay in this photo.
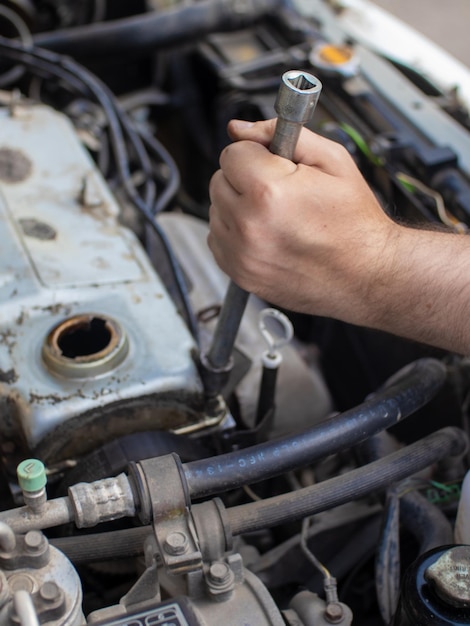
[1,1,470,624]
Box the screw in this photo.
[209,562,231,585]
[325,602,344,623]
[164,531,188,556]
[24,530,45,553]
[40,581,61,603]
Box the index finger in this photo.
[219,139,296,196]
[227,119,357,176]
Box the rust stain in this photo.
[19,218,57,241]
[32,303,72,316]
[15,310,28,326]
[29,389,86,405]
[0,329,16,356]
[0,369,18,384]
[0,147,32,183]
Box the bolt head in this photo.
[209,562,231,585]
[40,581,61,603]
[24,530,45,552]
[325,602,344,623]
[164,531,188,556]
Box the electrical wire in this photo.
[397,171,468,233]
[0,35,199,343]
[0,5,32,87]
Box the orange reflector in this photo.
[318,44,354,66]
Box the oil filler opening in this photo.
[42,314,129,379]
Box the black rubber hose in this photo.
[363,430,453,552]
[226,426,467,535]
[50,526,152,563]
[32,0,283,58]
[184,358,447,498]
[58,431,212,493]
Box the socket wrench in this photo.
[201,70,322,401]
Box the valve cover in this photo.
[0,103,204,462]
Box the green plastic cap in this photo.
[17,459,47,492]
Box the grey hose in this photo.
[363,430,454,552]
[50,526,152,563]
[226,427,466,535]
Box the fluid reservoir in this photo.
[455,471,470,544]
[393,545,470,625]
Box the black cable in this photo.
[0,35,199,343]
[138,129,181,215]
[184,358,447,498]
[226,426,467,535]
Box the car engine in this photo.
[0,1,470,624]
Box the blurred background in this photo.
[371,0,470,66]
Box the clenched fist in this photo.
[208,118,470,355]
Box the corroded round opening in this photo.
[42,314,128,378]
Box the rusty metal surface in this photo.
[0,103,204,459]
[425,546,470,608]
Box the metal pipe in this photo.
[13,591,40,626]
[0,473,136,533]
[202,70,322,397]
[0,497,73,534]
[0,521,16,552]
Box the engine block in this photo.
[0,103,204,462]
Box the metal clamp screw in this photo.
[164,532,189,556]
[208,562,231,585]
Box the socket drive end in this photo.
[274,70,322,125]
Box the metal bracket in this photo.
[136,454,203,576]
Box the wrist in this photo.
[336,217,405,329]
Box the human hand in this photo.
[208,118,399,326]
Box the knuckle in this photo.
[250,177,281,211]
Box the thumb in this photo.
[227,118,276,147]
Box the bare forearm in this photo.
[208,119,470,355]
[363,225,470,354]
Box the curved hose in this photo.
[363,430,454,552]
[32,0,283,58]
[184,358,447,498]
[226,426,467,535]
